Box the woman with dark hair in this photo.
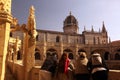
[54,52,71,80]
[87,52,109,80]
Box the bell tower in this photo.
[0,0,12,80]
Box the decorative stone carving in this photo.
[0,0,11,13]
[27,6,37,47]
[0,2,4,11]
[22,6,38,80]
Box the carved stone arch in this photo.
[104,51,110,60]
[114,48,120,60]
[114,48,120,53]
[56,36,60,42]
[115,53,120,60]
[63,48,74,59]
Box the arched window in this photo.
[56,36,60,42]
[35,52,41,60]
[115,53,120,60]
[63,49,73,59]
[93,37,95,44]
[104,52,109,60]
[17,51,21,60]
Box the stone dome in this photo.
[64,12,78,27]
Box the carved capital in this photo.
[0,12,12,23]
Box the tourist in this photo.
[87,52,109,80]
[41,53,58,76]
[74,51,90,80]
[54,52,72,80]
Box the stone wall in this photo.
[109,70,120,80]
[106,60,120,70]
[7,61,24,80]
[7,61,120,80]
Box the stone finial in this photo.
[30,5,35,16]
[28,5,36,31]
[27,5,37,45]
[91,25,94,32]
[0,0,11,13]
[109,37,111,43]
[84,26,86,31]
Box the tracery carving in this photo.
[0,0,11,13]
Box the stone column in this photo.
[75,44,78,59]
[59,42,63,59]
[0,0,12,80]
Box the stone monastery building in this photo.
[12,11,120,70]
[0,0,120,80]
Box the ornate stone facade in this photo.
[0,0,120,80]
[10,12,120,70]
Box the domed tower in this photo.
[63,12,79,34]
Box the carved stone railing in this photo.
[7,61,120,80]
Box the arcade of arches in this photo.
[14,47,120,61]
[8,41,120,70]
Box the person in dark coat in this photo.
[41,53,58,76]
[87,52,109,80]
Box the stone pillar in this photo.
[0,0,12,80]
[12,37,19,74]
[75,44,78,59]
[23,6,37,80]
[59,42,63,59]
[41,45,46,61]
[13,37,19,62]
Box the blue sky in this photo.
[12,0,120,41]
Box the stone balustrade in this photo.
[7,61,120,80]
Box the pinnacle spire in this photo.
[69,11,72,15]
[99,28,101,32]
[109,37,111,43]
[102,21,107,32]
[84,26,86,31]
[91,25,94,32]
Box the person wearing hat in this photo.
[87,52,109,80]
[74,52,90,80]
